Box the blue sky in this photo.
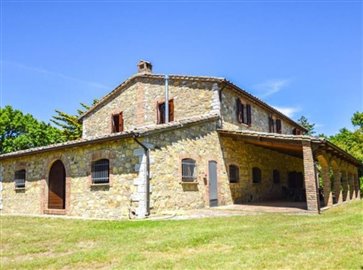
[1,1,362,136]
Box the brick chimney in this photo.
[137,60,152,74]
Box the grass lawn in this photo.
[1,201,362,270]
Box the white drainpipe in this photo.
[165,75,169,123]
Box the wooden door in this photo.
[48,160,66,209]
[209,161,218,207]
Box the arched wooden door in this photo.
[48,160,66,209]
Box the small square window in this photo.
[229,165,239,183]
[92,159,110,184]
[15,169,26,189]
[181,158,197,182]
[252,167,261,183]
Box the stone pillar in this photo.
[347,173,353,201]
[302,141,320,213]
[355,175,361,199]
[333,170,343,204]
[321,166,332,207]
[341,173,348,202]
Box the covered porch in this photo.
[218,129,361,213]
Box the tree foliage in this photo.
[297,115,315,135]
[0,106,65,154]
[51,100,97,141]
[329,111,363,164]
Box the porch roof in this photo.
[217,129,361,167]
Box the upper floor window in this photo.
[268,116,275,133]
[112,112,124,133]
[275,119,282,134]
[252,167,261,183]
[14,169,26,189]
[269,117,282,134]
[292,128,302,135]
[236,98,252,125]
[273,169,280,184]
[229,165,239,183]
[92,159,110,184]
[157,99,174,124]
[181,158,197,182]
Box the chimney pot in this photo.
[137,60,152,74]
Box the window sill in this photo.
[15,187,26,192]
[91,183,110,187]
[179,181,198,185]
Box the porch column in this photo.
[347,173,353,201]
[321,166,332,207]
[302,141,320,213]
[355,175,361,199]
[333,170,343,204]
[341,173,348,202]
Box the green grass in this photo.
[1,201,363,269]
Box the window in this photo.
[157,99,174,124]
[292,128,301,135]
[252,167,261,183]
[275,119,282,134]
[181,158,197,182]
[91,159,110,184]
[236,98,245,124]
[112,112,124,133]
[273,169,280,184]
[246,104,252,125]
[268,116,275,133]
[229,165,239,183]
[14,169,26,189]
[236,98,251,125]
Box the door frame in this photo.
[43,158,70,215]
[208,160,218,207]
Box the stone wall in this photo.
[220,136,304,203]
[221,86,299,134]
[82,77,217,138]
[0,139,140,219]
[0,120,235,219]
[144,120,233,214]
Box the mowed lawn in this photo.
[1,201,362,270]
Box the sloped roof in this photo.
[0,114,219,160]
[218,129,361,166]
[78,73,307,132]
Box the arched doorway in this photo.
[48,160,66,209]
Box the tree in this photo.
[351,111,363,129]
[329,112,363,164]
[297,116,315,135]
[0,106,64,154]
[51,100,97,141]
[329,111,363,191]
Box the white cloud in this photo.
[3,60,110,90]
[253,79,291,98]
[272,106,301,118]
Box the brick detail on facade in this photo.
[302,140,320,212]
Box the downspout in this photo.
[165,75,169,123]
[133,134,150,216]
[218,80,227,129]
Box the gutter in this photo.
[133,134,151,216]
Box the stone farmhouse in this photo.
[0,61,361,219]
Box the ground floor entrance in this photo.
[48,160,66,209]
